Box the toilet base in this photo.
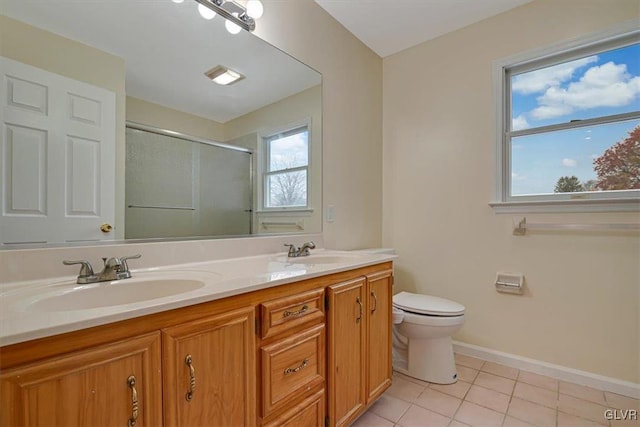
[404,336,458,384]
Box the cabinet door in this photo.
[327,277,366,427]
[162,306,256,427]
[0,332,162,427]
[366,270,393,403]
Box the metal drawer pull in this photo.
[283,304,308,318]
[127,376,138,427]
[284,358,309,375]
[356,297,363,323]
[371,291,378,313]
[185,355,196,402]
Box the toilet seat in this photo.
[393,291,465,317]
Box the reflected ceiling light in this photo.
[205,65,245,85]
[198,3,216,19]
[246,0,263,19]
[172,0,185,3]
[192,0,261,32]
[225,14,242,34]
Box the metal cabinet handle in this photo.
[283,304,308,318]
[127,376,138,427]
[185,355,196,402]
[356,297,363,324]
[284,358,309,375]
[371,291,378,313]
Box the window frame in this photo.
[491,21,640,213]
[259,120,311,212]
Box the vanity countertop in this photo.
[0,250,396,347]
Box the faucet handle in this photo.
[284,244,297,257]
[63,260,95,278]
[119,254,142,274]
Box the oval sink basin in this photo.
[27,279,206,311]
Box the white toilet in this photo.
[392,291,465,384]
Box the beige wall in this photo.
[126,96,225,142]
[382,0,640,382]
[255,0,383,249]
[1,16,127,239]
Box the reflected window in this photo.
[496,30,640,209]
[263,125,309,209]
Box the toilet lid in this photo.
[393,291,465,316]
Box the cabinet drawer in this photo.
[261,324,325,418]
[263,389,325,427]
[260,288,324,339]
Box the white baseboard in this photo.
[453,341,640,399]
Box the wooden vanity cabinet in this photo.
[0,332,162,427]
[162,306,256,427]
[327,269,393,427]
[0,261,393,427]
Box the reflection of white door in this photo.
[0,57,115,245]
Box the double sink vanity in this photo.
[0,247,395,427]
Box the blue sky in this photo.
[510,43,640,195]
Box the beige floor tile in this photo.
[414,388,462,418]
[430,380,472,399]
[394,371,431,388]
[502,415,536,427]
[455,353,486,370]
[396,405,451,427]
[465,385,511,414]
[369,394,412,423]
[559,381,607,405]
[475,372,516,395]
[507,397,557,427]
[517,371,559,392]
[455,401,505,427]
[605,392,640,411]
[351,411,395,427]
[513,382,558,409]
[558,394,609,425]
[457,365,480,383]
[481,362,519,380]
[387,375,427,403]
[558,411,608,427]
[449,420,472,427]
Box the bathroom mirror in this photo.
[0,0,322,247]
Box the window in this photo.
[494,27,640,212]
[262,125,309,209]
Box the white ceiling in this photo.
[2,0,321,123]
[314,0,535,57]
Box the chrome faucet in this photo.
[63,254,141,284]
[284,241,316,257]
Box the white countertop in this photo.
[0,250,395,346]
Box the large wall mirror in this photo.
[0,0,322,248]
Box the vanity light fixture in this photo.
[192,0,262,32]
[205,65,245,85]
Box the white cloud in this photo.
[530,62,640,120]
[512,56,597,95]
[512,172,527,181]
[512,114,530,131]
[562,158,577,167]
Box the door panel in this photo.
[366,270,393,403]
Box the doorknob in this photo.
[100,223,113,233]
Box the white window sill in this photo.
[256,208,314,214]
[489,199,640,214]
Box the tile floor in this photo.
[352,354,640,427]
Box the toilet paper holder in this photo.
[495,272,524,294]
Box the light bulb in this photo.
[246,0,263,19]
[225,17,242,34]
[198,3,216,20]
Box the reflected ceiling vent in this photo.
[205,65,245,85]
